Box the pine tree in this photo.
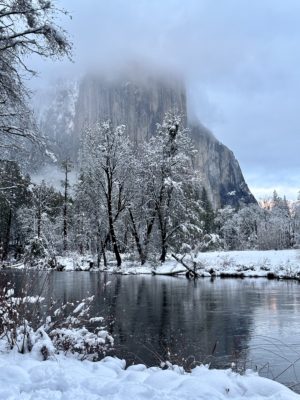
[200,187,214,234]
[0,160,30,259]
[61,159,73,252]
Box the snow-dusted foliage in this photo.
[2,106,299,267]
[42,296,114,360]
[0,160,31,260]
[76,112,204,266]
[292,197,300,248]
[78,121,133,267]
[0,0,71,149]
[134,112,202,262]
[0,280,113,361]
[216,191,295,251]
[17,180,65,262]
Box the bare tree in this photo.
[80,121,133,268]
[0,0,71,147]
[127,112,200,263]
[145,112,197,262]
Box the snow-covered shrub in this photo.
[14,321,55,360]
[24,237,49,267]
[42,296,114,360]
[48,326,113,360]
[0,281,113,361]
[0,281,46,352]
[197,233,222,252]
[54,252,95,271]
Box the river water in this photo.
[2,270,300,392]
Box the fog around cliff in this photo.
[30,0,300,199]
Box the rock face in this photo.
[39,82,78,163]
[190,124,256,208]
[40,71,256,209]
[72,73,187,147]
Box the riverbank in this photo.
[104,249,300,279]
[5,249,300,280]
[0,352,299,400]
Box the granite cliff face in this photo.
[72,73,187,146]
[38,82,78,163]
[40,72,256,209]
[190,124,256,208]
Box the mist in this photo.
[30,0,300,199]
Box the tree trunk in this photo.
[157,209,168,263]
[37,207,41,238]
[109,221,121,267]
[101,241,107,268]
[3,208,12,260]
[107,189,122,267]
[97,227,108,268]
[63,184,67,252]
[62,160,71,252]
[171,254,199,278]
[142,213,156,263]
[128,208,146,264]
[160,240,167,263]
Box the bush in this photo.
[24,237,49,267]
[0,279,113,361]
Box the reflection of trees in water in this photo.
[5,270,300,391]
[1,270,54,328]
[96,277,256,367]
[5,271,300,377]
[4,271,254,366]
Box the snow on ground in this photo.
[103,249,300,279]
[193,249,300,278]
[55,254,94,271]
[0,352,299,400]
[4,249,300,279]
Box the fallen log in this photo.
[152,269,186,276]
[171,254,200,278]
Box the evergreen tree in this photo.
[200,187,214,234]
[0,160,30,259]
[61,159,73,252]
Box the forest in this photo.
[0,0,299,270]
[1,126,299,269]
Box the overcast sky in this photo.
[34,0,300,200]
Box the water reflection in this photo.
[1,271,300,391]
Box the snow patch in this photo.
[0,353,298,400]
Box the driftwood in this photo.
[152,269,186,276]
[171,254,200,278]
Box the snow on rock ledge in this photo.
[0,353,298,400]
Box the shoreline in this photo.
[0,352,298,400]
[3,249,300,281]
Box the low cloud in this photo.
[30,0,300,199]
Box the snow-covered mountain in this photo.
[38,69,256,209]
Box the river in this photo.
[2,270,300,392]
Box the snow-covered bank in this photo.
[102,249,300,279]
[4,249,300,280]
[0,352,299,400]
[191,249,300,279]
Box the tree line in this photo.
[0,1,299,267]
[0,113,205,266]
[1,114,300,267]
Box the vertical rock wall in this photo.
[40,71,256,209]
